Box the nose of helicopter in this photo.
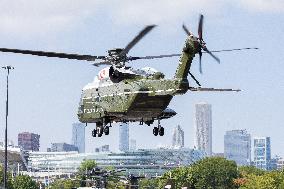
[159,108,177,119]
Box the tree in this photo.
[190,157,239,189]
[0,165,15,189]
[158,166,193,188]
[78,159,97,176]
[239,174,276,189]
[13,175,38,189]
[139,178,159,189]
[239,166,266,176]
[49,179,80,189]
[239,170,284,189]
[76,159,97,187]
[158,157,239,189]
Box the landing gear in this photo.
[159,127,164,136]
[104,126,110,135]
[92,129,97,137]
[153,127,158,136]
[92,121,110,137]
[97,125,104,137]
[153,120,164,136]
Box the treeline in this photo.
[1,157,284,188]
[139,157,284,189]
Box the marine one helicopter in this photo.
[0,15,257,137]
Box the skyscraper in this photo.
[254,137,271,170]
[18,132,40,151]
[224,130,251,165]
[119,123,129,152]
[129,139,136,151]
[172,125,184,148]
[72,123,85,153]
[194,102,212,156]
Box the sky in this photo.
[0,0,283,156]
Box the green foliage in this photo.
[0,165,15,189]
[107,180,125,189]
[13,175,38,189]
[158,157,239,189]
[239,166,266,176]
[78,159,97,175]
[240,170,284,189]
[190,157,239,189]
[239,174,276,189]
[158,166,193,188]
[139,178,159,189]
[49,179,80,189]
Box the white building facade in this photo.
[254,137,271,170]
[172,125,184,148]
[194,103,212,156]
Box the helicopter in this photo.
[0,15,257,137]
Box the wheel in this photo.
[159,127,164,136]
[153,127,158,136]
[92,129,97,137]
[104,126,110,135]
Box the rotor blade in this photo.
[91,61,112,67]
[189,87,241,92]
[182,24,192,36]
[189,72,201,86]
[120,25,156,56]
[129,54,181,60]
[0,48,105,61]
[129,47,258,61]
[198,14,204,40]
[199,51,203,74]
[208,47,259,53]
[203,47,220,63]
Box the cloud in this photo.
[0,0,102,37]
[0,0,283,38]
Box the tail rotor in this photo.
[183,14,220,74]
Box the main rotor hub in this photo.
[107,48,127,67]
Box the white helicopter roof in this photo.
[83,66,160,90]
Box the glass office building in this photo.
[254,137,271,170]
[27,148,205,177]
[224,130,251,165]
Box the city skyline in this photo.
[0,1,283,156]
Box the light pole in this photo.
[2,66,14,189]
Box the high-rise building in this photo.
[119,123,129,152]
[18,132,40,151]
[172,125,184,148]
[72,123,85,153]
[254,137,271,170]
[224,130,251,165]
[194,103,212,156]
[51,143,78,152]
[277,158,284,170]
[129,139,136,151]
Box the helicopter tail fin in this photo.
[174,36,199,80]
